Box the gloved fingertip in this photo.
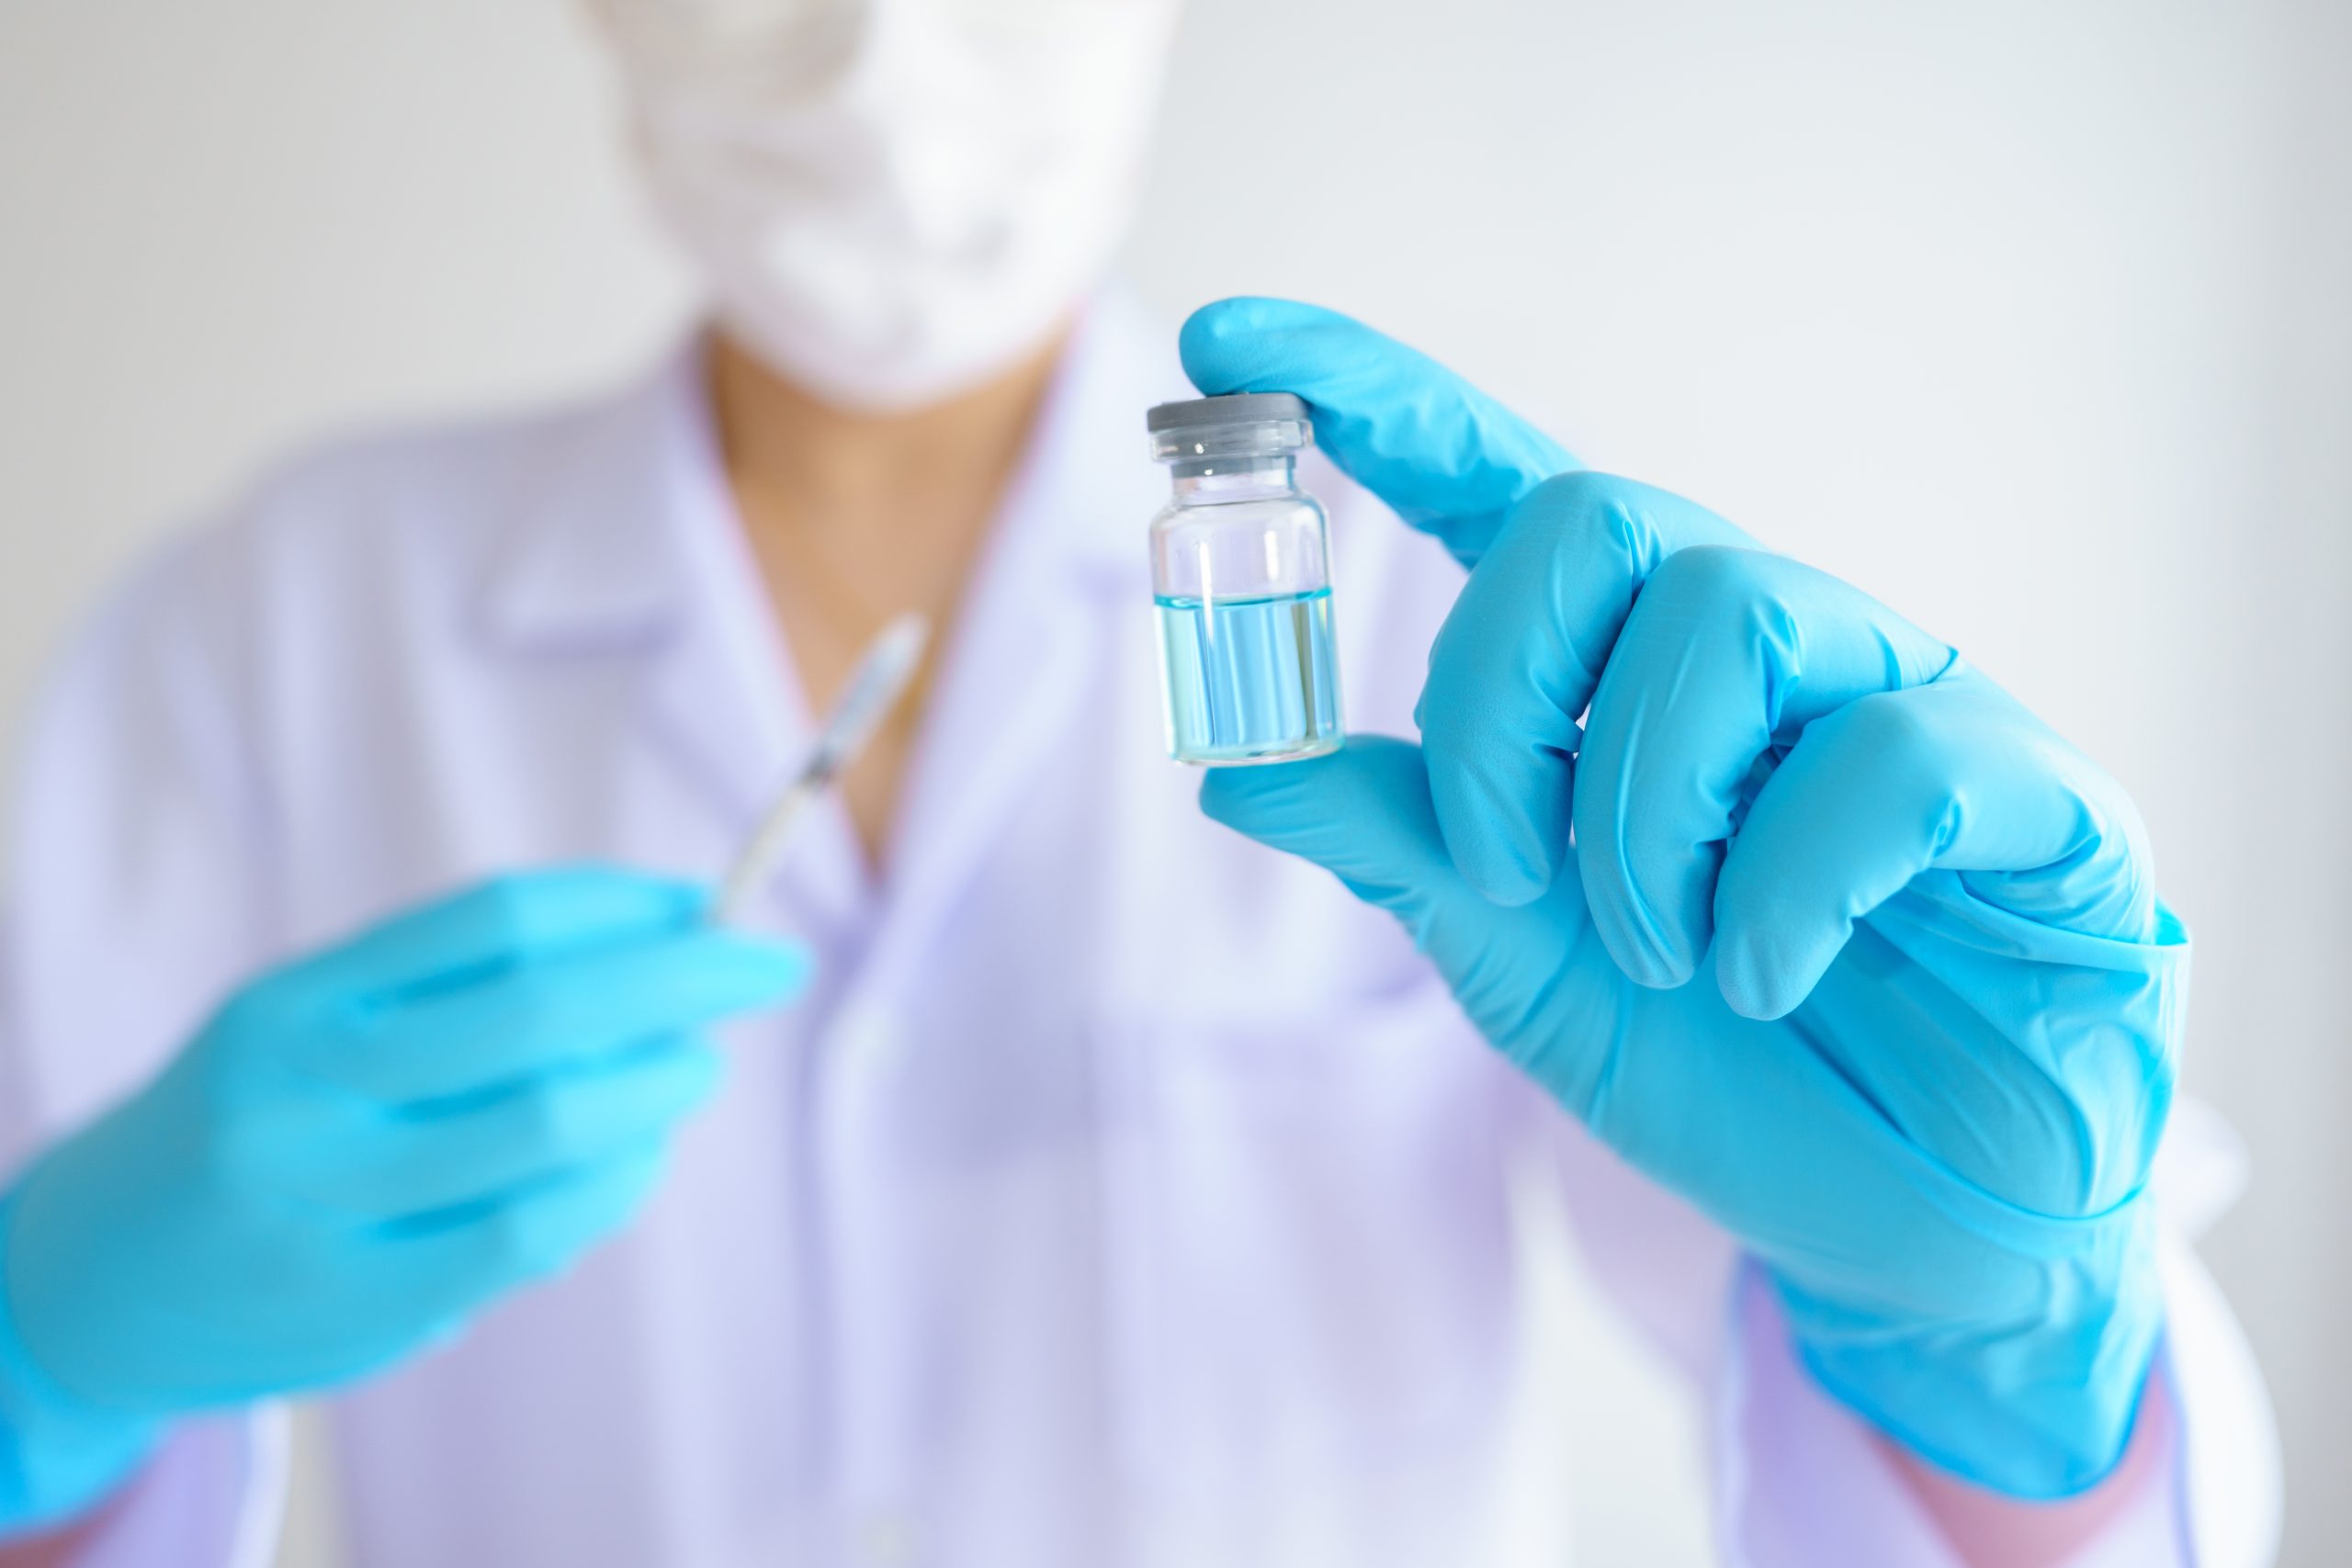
[1423,761,1565,910]
[1176,300,1250,394]
[1632,954,1698,992]
[1457,852,1551,909]
[652,874,717,919]
[626,1041,729,1122]
[1711,940,1808,1021]
[537,861,707,904]
[1196,757,1315,840]
[1591,919,1697,992]
[1178,297,1334,395]
[695,933,816,1008]
[673,1040,729,1099]
[541,865,696,913]
[481,864,714,949]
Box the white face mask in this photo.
[583,0,1182,412]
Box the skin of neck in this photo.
[709,329,1066,551]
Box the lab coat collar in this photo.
[472,343,731,653]
[473,290,1182,651]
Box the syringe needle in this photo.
[712,612,930,924]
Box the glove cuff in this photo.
[1774,1196,2165,1499]
[0,1190,160,1537]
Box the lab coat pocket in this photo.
[1097,987,1524,1511]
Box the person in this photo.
[0,4,2279,1565]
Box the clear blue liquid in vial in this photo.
[1154,588,1342,764]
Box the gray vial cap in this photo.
[1145,391,1310,434]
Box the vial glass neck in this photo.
[1170,455,1298,503]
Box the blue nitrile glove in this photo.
[0,867,808,1531]
[1184,298,2177,1499]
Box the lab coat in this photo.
[0,295,2279,1567]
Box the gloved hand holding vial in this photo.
[1181,295,2180,1501]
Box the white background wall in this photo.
[3,1,2346,1562]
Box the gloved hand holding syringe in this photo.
[0,615,926,1499]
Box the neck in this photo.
[709,331,1067,531]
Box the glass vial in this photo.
[1147,392,1343,765]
